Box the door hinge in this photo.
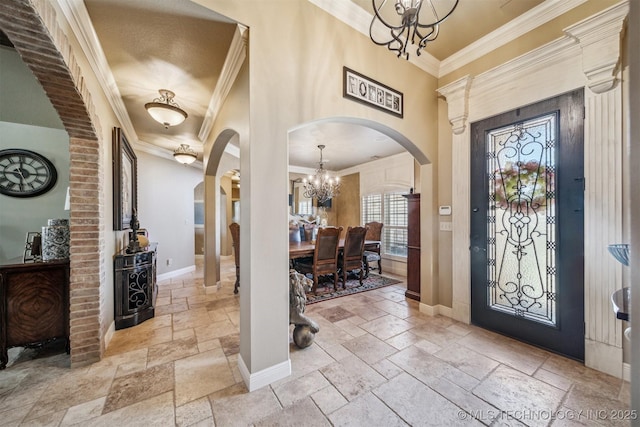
[583,106,586,120]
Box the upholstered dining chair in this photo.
[363,221,383,277]
[339,226,368,287]
[295,226,343,294]
[229,222,240,294]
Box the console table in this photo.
[114,244,157,330]
[0,260,70,369]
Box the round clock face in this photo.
[0,149,58,198]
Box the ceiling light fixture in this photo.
[302,145,340,204]
[173,144,197,164]
[145,89,188,129]
[369,0,459,59]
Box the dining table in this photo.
[289,239,381,260]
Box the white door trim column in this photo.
[439,1,628,377]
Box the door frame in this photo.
[469,89,585,360]
[439,3,627,377]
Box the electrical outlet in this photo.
[166,258,173,266]
[439,222,453,232]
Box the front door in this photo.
[470,89,585,360]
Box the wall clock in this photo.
[0,148,58,198]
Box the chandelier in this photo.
[173,144,197,164]
[303,145,340,204]
[145,89,188,129]
[369,0,459,59]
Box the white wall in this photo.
[136,151,203,275]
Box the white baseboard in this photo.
[419,303,453,317]
[104,321,115,349]
[585,339,623,378]
[623,362,630,382]
[157,265,196,282]
[238,355,291,392]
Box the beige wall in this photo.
[334,173,360,237]
[197,0,439,382]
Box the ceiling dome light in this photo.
[173,144,197,164]
[145,89,188,128]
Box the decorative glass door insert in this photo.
[486,114,557,326]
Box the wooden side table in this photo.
[0,260,70,369]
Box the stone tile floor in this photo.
[0,257,631,426]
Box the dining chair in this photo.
[363,221,383,277]
[294,226,343,294]
[339,226,368,287]
[229,222,240,294]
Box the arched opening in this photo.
[1,1,105,366]
[203,129,240,289]
[288,116,435,297]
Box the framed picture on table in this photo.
[112,127,137,230]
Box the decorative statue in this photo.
[126,208,142,254]
[289,269,319,348]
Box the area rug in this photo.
[305,273,401,305]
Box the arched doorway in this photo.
[1,1,106,366]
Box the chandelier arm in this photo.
[370,0,409,31]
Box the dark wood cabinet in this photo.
[0,260,70,369]
[114,245,157,330]
[404,194,420,301]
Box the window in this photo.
[362,192,408,258]
[298,200,312,215]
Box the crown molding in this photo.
[439,0,587,78]
[307,0,440,76]
[55,0,138,144]
[198,24,248,143]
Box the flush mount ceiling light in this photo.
[145,89,188,129]
[173,144,197,164]
[302,145,340,204]
[369,0,459,59]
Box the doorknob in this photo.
[469,246,486,252]
[472,207,479,212]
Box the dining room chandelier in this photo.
[145,89,188,129]
[369,0,459,59]
[303,145,340,204]
[173,144,197,164]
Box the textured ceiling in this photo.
[352,0,544,61]
[82,0,545,171]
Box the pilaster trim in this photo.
[437,75,472,135]
[198,24,248,142]
[564,0,629,94]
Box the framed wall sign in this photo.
[343,66,403,118]
[112,127,137,230]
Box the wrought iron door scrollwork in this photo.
[487,115,557,326]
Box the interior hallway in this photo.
[0,257,631,426]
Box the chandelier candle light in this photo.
[145,89,188,129]
[173,144,197,164]
[369,0,459,59]
[303,145,340,204]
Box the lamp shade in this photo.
[145,89,188,128]
[173,144,197,164]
